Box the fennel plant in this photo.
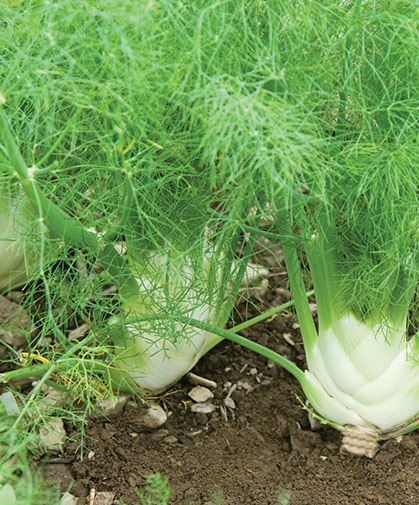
[0,0,417,465]
[151,0,418,453]
[0,0,259,396]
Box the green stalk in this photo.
[230,290,314,333]
[216,213,262,327]
[0,107,138,297]
[274,207,318,355]
[124,314,306,383]
[335,0,361,139]
[304,212,340,332]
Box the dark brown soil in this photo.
[42,306,419,505]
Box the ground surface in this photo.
[2,269,418,505]
[41,302,419,505]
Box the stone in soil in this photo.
[188,386,214,403]
[131,402,167,429]
[92,394,130,419]
[0,295,31,349]
[190,402,216,414]
[39,418,66,454]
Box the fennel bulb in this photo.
[303,313,419,431]
[110,247,222,393]
[0,194,30,292]
[274,219,419,454]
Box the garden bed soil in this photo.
[43,303,419,505]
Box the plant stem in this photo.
[127,314,306,383]
[230,289,314,333]
[274,208,318,355]
[0,107,138,296]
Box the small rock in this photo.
[307,411,322,431]
[283,333,295,346]
[60,492,78,505]
[152,428,170,440]
[249,368,258,376]
[5,291,24,304]
[275,287,292,301]
[93,492,115,505]
[245,263,270,284]
[0,296,30,348]
[223,397,236,409]
[68,324,89,342]
[188,386,214,403]
[190,402,216,415]
[133,403,167,429]
[38,389,71,415]
[39,418,66,454]
[0,483,16,503]
[128,475,137,487]
[187,372,217,389]
[93,394,130,419]
[163,435,178,444]
[0,392,20,417]
[237,381,252,392]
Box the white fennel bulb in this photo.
[111,247,222,393]
[0,194,30,292]
[303,314,419,430]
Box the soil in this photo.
[40,301,419,505]
[2,269,419,505]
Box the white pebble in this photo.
[39,418,66,455]
[190,402,216,414]
[188,386,214,403]
[187,372,217,389]
[133,403,167,429]
[223,397,236,409]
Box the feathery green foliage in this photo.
[0,4,417,497]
